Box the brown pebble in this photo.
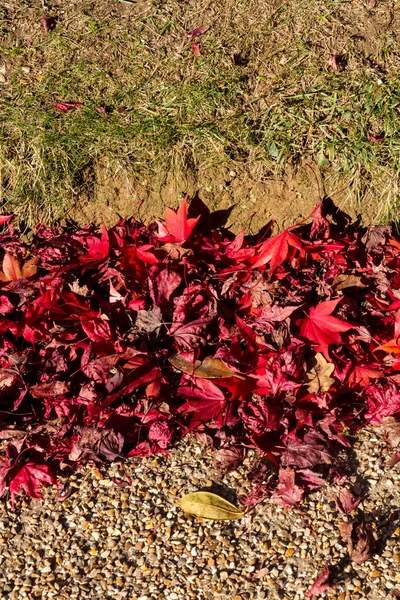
[285,548,295,557]
[394,554,400,564]
[371,570,381,578]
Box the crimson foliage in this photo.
[0,198,399,506]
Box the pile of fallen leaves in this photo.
[0,198,399,510]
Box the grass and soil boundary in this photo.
[1,0,400,228]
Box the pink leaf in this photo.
[55,102,82,112]
[192,42,201,57]
[308,565,333,598]
[187,25,210,37]
[369,132,384,144]
[329,55,340,74]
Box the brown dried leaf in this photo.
[339,521,374,564]
[170,355,245,380]
[332,274,364,291]
[305,353,335,393]
[361,226,390,251]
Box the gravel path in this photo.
[0,427,399,600]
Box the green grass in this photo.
[1,0,400,223]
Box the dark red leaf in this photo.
[216,447,245,471]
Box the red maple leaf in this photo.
[348,364,381,387]
[157,196,200,243]
[79,223,110,266]
[9,463,57,506]
[252,230,303,271]
[299,299,352,358]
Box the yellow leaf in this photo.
[170,355,245,380]
[180,491,244,520]
[1,252,22,282]
[305,352,335,393]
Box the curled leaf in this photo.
[369,132,384,144]
[192,42,201,57]
[339,520,374,564]
[308,564,333,598]
[380,417,400,447]
[55,102,82,112]
[170,354,245,380]
[180,491,244,520]
[0,215,13,226]
[187,25,210,37]
[329,55,340,74]
[39,16,57,33]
